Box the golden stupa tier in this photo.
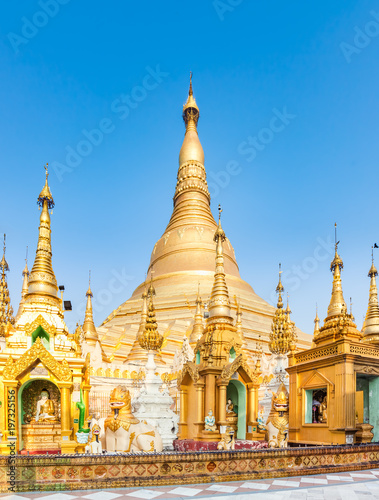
[98,79,311,365]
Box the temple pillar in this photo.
[194,382,205,437]
[217,381,228,427]
[178,387,188,439]
[58,381,76,454]
[246,382,260,440]
[204,373,216,416]
[82,384,91,420]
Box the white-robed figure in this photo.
[35,389,57,422]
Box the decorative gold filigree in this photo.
[3,337,72,381]
[177,362,199,387]
[220,354,255,382]
[24,315,57,338]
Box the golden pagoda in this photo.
[177,208,262,443]
[0,166,89,455]
[287,231,379,445]
[97,76,311,366]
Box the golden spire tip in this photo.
[189,71,193,96]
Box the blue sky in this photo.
[1,1,378,335]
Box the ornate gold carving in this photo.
[295,345,338,364]
[177,362,199,387]
[220,354,255,382]
[105,419,131,433]
[3,337,72,381]
[24,315,57,337]
[350,344,379,358]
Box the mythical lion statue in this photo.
[217,426,235,450]
[266,382,289,448]
[103,385,163,453]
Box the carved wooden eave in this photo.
[219,353,257,383]
[24,314,57,337]
[177,361,199,388]
[2,337,72,382]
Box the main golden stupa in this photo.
[97,77,311,364]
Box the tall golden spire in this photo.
[189,283,204,345]
[314,225,362,346]
[269,264,295,355]
[207,205,233,324]
[138,280,164,351]
[21,249,29,300]
[236,299,248,349]
[15,248,29,320]
[27,164,59,304]
[327,224,346,318]
[82,272,99,345]
[362,247,379,344]
[0,234,14,336]
[314,305,320,335]
[173,73,209,207]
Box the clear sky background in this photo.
[1,1,378,335]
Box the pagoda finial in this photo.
[148,268,156,297]
[269,267,295,355]
[21,246,29,298]
[0,234,14,336]
[38,163,54,210]
[82,271,98,345]
[15,246,30,320]
[189,71,193,96]
[182,73,200,132]
[275,263,284,308]
[189,283,204,345]
[314,304,320,335]
[363,245,379,344]
[27,166,59,304]
[0,234,9,272]
[138,285,163,352]
[207,206,232,324]
[327,224,346,317]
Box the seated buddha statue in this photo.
[35,390,57,423]
[226,398,237,417]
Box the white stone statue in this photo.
[85,419,103,454]
[204,410,217,431]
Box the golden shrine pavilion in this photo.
[0,169,90,455]
[287,239,379,445]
